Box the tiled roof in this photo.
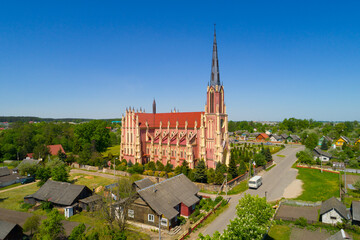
[135,112,204,129]
[257,133,269,139]
[47,144,65,156]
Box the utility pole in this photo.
[344,162,347,194]
[158,214,161,240]
[114,157,117,177]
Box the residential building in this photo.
[24,180,93,209]
[313,148,333,162]
[0,167,25,188]
[120,28,229,169]
[351,201,360,225]
[335,136,351,148]
[319,136,333,146]
[270,134,283,142]
[320,197,350,224]
[256,133,269,142]
[0,220,23,240]
[280,133,289,141]
[127,174,200,230]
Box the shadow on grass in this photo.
[263,234,275,240]
[0,197,9,202]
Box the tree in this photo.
[238,160,247,175]
[305,133,319,150]
[181,160,190,176]
[36,167,51,186]
[199,194,274,240]
[23,215,41,236]
[207,168,215,184]
[354,179,360,192]
[96,177,138,232]
[164,162,173,173]
[57,149,66,161]
[51,164,69,182]
[296,149,314,165]
[321,139,328,150]
[193,159,207,183]
[264,148,273,162]
[69,223,86,240]
[18,162,40,176]
[228,156,238,179]
[214,171,224,185]
[254,153,266,167]
[35,209,65,240]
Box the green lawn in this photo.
[295,167,340,202]
[69,173,116,190]
[266,224,291,240]
[0,183,40,211]
[101,145,120,157]
[266,164,276,172]
[276,155,285,158]
[0,182,22,190]
[227,180,248,195]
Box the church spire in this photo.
[210,24,220,87]
[153,98,156,114]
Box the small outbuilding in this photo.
[320,197,350,225]
[24,180,93,209]
[351,201,360,225]
[0,220,23,240]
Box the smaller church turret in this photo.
[153,99,156,114]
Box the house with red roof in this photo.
[120,28,230,169]
[256,133,269,142]
[48,144,65,156]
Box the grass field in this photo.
[69,173,116,189]
[276,154,285,158]
[266,224,291,240]
[227,180,248,195]
[0,183,39,211]
[0,182,22,190]
[102,145,120,157]
[295,167,340,202]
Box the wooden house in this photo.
[335,136,350,148]
[256,133,269,142]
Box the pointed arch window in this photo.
[210,90,214,113]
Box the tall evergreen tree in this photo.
[321,139,328,150]
[193,159,207,183]
[228,156,238,179]
[238,160,247,175]
[264,148,273,162]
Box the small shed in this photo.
[79,195,103,211]
[0,220,23,240]
[320,197,350,225]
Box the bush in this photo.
[41,201,53,212]
[167,172,175,178]
[159,171,166,177]
[21,203,34,211]
[178,216,186,225]
[295,217,307,227]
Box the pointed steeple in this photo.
[210,24,220,87]
[153,98,156,114]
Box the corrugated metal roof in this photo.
[26,180,91,206]
[134,178,153,189]
[138,174,200,219]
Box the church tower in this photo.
[202,26,229,167]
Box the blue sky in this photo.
[1,1,359,121]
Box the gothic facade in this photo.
[120,29,229,169]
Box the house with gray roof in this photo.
[269,134,282,142]
[313,148,333,162]
[0,220,23,240]
[133,178,154,191]
[0,167,25,188]
[24,180,93,208]
[320,197,350,224]
[127,174,200,230]
[351,201,360,225]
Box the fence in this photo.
[177,199,225,240]
[296,165,340,174]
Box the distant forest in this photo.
[0,116,122,123]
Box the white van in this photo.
[248,176,262,189]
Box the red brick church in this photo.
[120,28,229,169]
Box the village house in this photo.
[313,148,333,162]
[288,135,301,143]
[355,138,360,145]
[127,174,200,230]
[24,180,93,216]
[0,220,23,240]
[320,197,350,225]
[269,134,282,143]
[335,136,351,148]
[280,133,289,142]
[0,167,25,188]
[256,133,269,142]
[319,136,333,147]
[351,201,360,226]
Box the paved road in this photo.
[201,145,304,237]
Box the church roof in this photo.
[136,112,204,129]
[210,25,220,87]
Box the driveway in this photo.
[201,145,304,237]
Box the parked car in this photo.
[21,177,35,184]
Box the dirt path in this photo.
[70,169,120,179]
[283,178,303,198]
[0,181,38,194]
